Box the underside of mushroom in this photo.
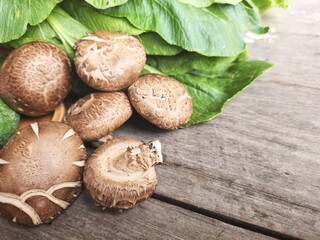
[84,138,163,209]
[0,121,86,226]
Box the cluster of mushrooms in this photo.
[0,31,192,226]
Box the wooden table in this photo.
[1,0,319,239]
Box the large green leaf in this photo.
[177,61,273,126]
[147,50,248,75]
[62,0,182,56]
[61,0,143,36]
[138,33,182,56]
[0,99,20,147]
[102,0,267,57]
[145,60,272,126]
[178,0,242,8]
[9,21,64,50]
[47,7,90,57]
[250,0,289,13]
[0,0,62,43]
[85,0,129,9]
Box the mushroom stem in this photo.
[125,140,163,171]
[91,134,113,148]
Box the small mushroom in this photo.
[84,137,163,209]
[74,31,146,91]
[0,41,72,116]
[128,74,192,130]
[64,92,132,142]
[0,121,86,226]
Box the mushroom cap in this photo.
[84,137,163,209]
[65,92,132,142]
[128,74,193,130]
[74,31,146,92]
[0,41,72,116]
[0,121,87,226]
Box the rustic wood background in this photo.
[1,0,319,239]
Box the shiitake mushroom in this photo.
[84,137,163,209]
[74,31,146,92]
[0,122,86,226]
[0,41,72,116]
[128,74,193,130]
[64,92,132,142]
[0,31,193,223]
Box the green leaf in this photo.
[47,6,90,57]
[178,0,242,8]
[138,33,182,56]
[221,0,269,34]
[147,50,248,74]
[143,60,272,127]
[249,0,289,13]
[102,0,266,57]
[62,0,181,56]
[0,99,20,147]
[9,21,65,50]
[0,0,62,43]
[84,0,129,9]
[175,61,273,126]
[61,0,143,36]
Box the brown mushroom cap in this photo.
[0,121,86,226]
[0,41,72,116]
[84,137,163,209]
[65,92,132,142]
[128,74,193,130]
[74,31,146,92]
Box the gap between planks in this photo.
[152,193,301,240]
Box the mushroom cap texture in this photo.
[65,92,132,141]
[74,31,146,92]
[84,137,162,209]
[0,41,72,116]
[128,74,193,130]
[0,121,87,226]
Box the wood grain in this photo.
[0,194,273,240]
[1,0,319,239]
[112,0,320,239]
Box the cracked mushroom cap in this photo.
[0,121,87,226]
[84,137,163,209]
[74,31,146,92]
[128,74,192,130]
[0,41,72,116]
[65,92,132,142]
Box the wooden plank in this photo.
[0,194,273,240]
[111,0,320,239]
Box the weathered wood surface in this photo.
[114,0,319,239]
[0,195,273,240]
[1,0,319,239]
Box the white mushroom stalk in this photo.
[84,138,163,209]
[125,140,163,171]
